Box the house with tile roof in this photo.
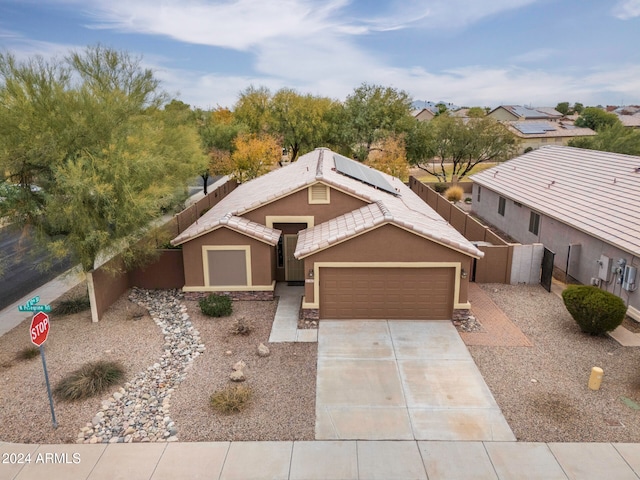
[470,145,640,319]
[172,147,483,320]
[488,105,558,122]
[505,120,596,153]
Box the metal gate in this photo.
[540,247,555,292]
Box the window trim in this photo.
[202,245,252,287]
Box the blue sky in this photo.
[1,0,639,109]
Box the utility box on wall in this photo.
[623,265,637,291]
[598,255,612,281]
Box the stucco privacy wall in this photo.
[301,223,472,306]
[181,227,275,291]
[241,185,367,226]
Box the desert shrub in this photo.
[54,361,125,401]
[199,294,233,317]
[433,183,448,193]
[444,185,464,202]
[561,285,626,335]
[16,346,40,361]
[230,317,252,335]
[464,197,472,204]
[210,384,252,413]
[51,295,91,316]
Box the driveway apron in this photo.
[315,320,515,441]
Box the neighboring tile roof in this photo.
[618,114,640,128]
[532,107,563,118]
[470,145,640,256]
[172,148,483,258]
[506,120,596,138]
[490,105,552,120]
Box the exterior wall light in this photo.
[308,269,314,278]
[461,268,467,279]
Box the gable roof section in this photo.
[295,200,483,259]
[489,105,552,120]
[172,147,483,258]
[174,213,281,245]
[470,145,640,256]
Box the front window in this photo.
[498,196,506,216]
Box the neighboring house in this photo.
[172,148,483,320]
[470,145,640,320]
[412,108,436,122]
[505,120,596,153]
[487,105,558,122]
[617,113,640,129]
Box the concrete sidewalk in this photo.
[3,440,640,480]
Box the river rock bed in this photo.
[78,288,204,444]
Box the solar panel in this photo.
[513,122,557,135]
[333,154,399,196]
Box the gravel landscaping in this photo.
[0,285,315,444]
[1,282,638,444]
[469,283,640,443]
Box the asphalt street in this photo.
[0,225,74,311]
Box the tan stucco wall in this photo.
[488,108,518,121]
[302,223,472,303]
[182,227,274,288]
[242,186,368,226]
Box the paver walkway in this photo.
[4,440,640,480]
[316,320,515,441]
[461,283,533,347]
[268,283,317,343]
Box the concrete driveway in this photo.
[315,320,515,441]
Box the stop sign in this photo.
[30,312,50,347]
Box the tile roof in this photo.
[532,107,563,118]
[491,105,552,119]
[470,145,640,256]
[173,213,281,245]
[618,114,640,128]
[172,148,483,258]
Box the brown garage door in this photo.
[319,267,455,320]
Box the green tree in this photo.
[339,83,414,161]
[0,46,206,275]
[467,107,487,118]
[198,107,248,192]
[555,102,570,115]
[406,116,517,182]
[574,107,620,131]
[568,123,640,156]
[233,85,271,134]
[573,102,584,114]
[268,88,335,161]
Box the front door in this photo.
[284,234,305,282]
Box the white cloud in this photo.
[612,0,640,19]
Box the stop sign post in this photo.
[29,312,57,429]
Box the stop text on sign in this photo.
[31,316,49,341]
